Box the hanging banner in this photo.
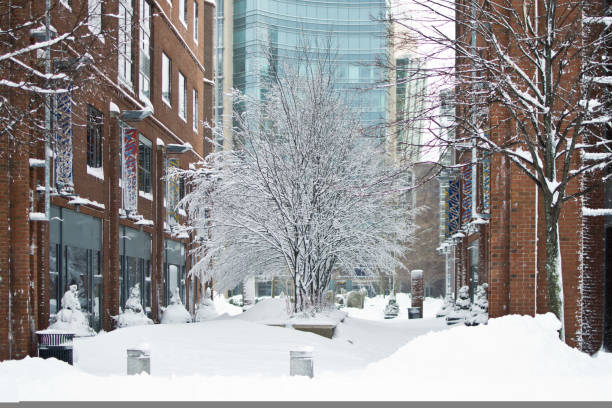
[482,157,491,213]
[441,184,449,239]
[462,166,472,225]
[54,88,74,193]
[167,157,180,226]
[448,178,460,235]
[122,126,139,213]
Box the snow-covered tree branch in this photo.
[181,45,416,312]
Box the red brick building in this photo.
[0,0,215,360]
[441,0,611,354]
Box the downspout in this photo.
[534,0,539,316]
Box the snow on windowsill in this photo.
[68,196,105,210]
[29,212,47,221]
[139,191,153,201]
[87,165,104,181]
[135,218,154,226]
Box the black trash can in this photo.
[408,307,422,319]
[36,331,75,365]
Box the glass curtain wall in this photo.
[49,206,103,331]
[232,0,388,142]
[119,226,152,315]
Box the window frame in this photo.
[117,0,133,87]
[139,0,152,103]
[138,135,153,194]
[86,105,103,169]
[178,71,187,121]
[179,0,188,27]
[192,88,198,132]
[162,52,172,106]
[193,1,199,43]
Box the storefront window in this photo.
[120,226,152,315]
[165,239,186,305]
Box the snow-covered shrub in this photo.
[465,283,488,326]
[436,294,455,318]
[384,294,400,319]
[49,284,95,336]
[446,286,471,325]
[114,284,153,328]
[161,288,192,324]
[346,289,366,309]
[194,287,218,322]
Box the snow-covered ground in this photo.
[1,295,611,401]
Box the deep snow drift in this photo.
[0,296,611,401]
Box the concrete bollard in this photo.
[127,348,150,375]
[290,349,314,378]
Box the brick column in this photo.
[0,123,10,360]
[103,118,120,330]
[153,147,166,321]
[411,270,424,318]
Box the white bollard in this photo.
[290,349,314,378]
[127,348,150,375]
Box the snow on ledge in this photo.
[139,191,153,201]
[109,101,120,116]
[68,196,105,210]
[87,165,104,180]
[29,212,48,221]
[156,138,165,147]
[29,158,45,167]
[583,208,612,216]
[135,218,154,226]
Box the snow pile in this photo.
[236,297,290,325]
[160,289,191,324]
[466,283,488,326]
[194,288,218,322]
[446,286,471,325]
[114,284,153,328]
[2,313,612,400]
[49,285,95,337]
[286,308,347,326]
[213,293,243,316]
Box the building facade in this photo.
[0,0,215,360]
[439,0,611,353]
[214,0,389,149]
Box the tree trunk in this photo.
[544,205,565,340]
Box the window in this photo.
[178,72,186,120]
[118,0,133,86]
[88,0,102,36]
[86,105,103,168]
[138,135,153,194]
[139,0,152,102]
[162,53,172,105]
[180,0,187,26]
[193,1,199,42]
[192,89,198,131]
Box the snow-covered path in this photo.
[74,312,447,377]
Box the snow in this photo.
[29,158,45,167]
[138,190,153,201]
[2,296,612,401]
[86,165,104,180]
[109,101,120,115]
[583,208,612,216]
[156,138,165,147]
[68,196,105,210]
[29,212,47,221]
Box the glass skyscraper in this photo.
[214,0,389,148]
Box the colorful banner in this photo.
[462,166,472,225]
[482,157,491,213]
[167,157,180,226]
[122,126,139,212]
[54,89,74,193]
[448,178,460,236]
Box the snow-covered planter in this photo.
[465,283,489,326]
[161,288,192,324]
[446,286,471,325]
[194,288,219,322]
[49,285,95,337]
[113,284,153,328]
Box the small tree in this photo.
[181,45,416,313]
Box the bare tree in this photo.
[390,0,611,338]
[181,46,416,313]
